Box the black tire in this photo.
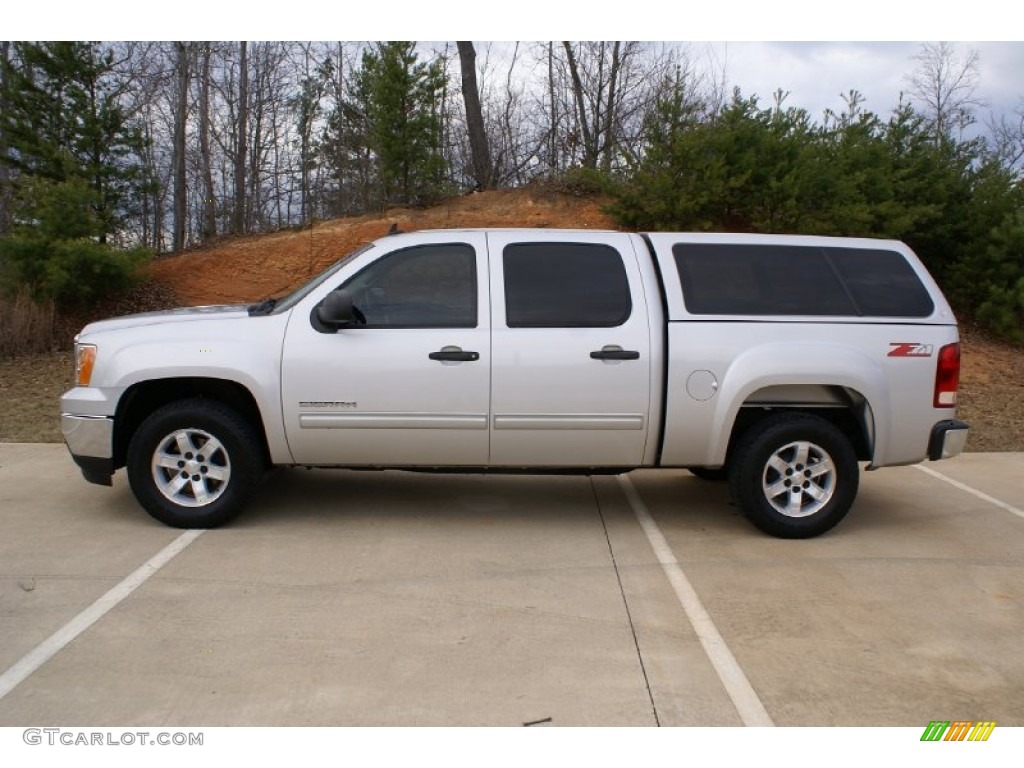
[688,466,729,482]
[127,399,262,528]
[728,412,859,539]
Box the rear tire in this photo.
[127,399,262,528]
[729,412,859,539]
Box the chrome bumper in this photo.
[928,420,969,461]
[61,414,113,458]
[61,414,115,486]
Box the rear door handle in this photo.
[590,345,640,361]
[429,346,480,362]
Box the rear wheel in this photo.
[127,399,262,528]
[729,413,859,538]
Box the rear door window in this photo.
[503,242,632,327]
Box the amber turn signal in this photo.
[75,344,97,387]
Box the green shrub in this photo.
[946,210,1024,338]
[0,176,149,305]
[975,278,1024,341]
[553,167,614,198]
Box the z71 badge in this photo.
[887,343,934,358]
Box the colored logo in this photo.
[888,342,934,358]
[920,721,996,741]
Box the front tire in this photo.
[729,413,859,539]
[127,399,262,528]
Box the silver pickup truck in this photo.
[61,230,968,538]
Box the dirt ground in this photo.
[146,186,618,306]
[1,187,1021,450]
[956,324,1024,452]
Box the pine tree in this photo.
[355,42,447,206]
[0,42,149,244]
[0,42,149,302]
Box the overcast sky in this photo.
[13,2,1024,127]
[704,41,1023,125]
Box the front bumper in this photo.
[61,414,114,486]
[928,419,969,461]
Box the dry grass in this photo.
[956,324,1024,452]
[0,350,71,443]
[0,289,58,358]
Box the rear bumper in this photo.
[928,419,969,461]
[61,414,114,486]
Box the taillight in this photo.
[934,342,960,408]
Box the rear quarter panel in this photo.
[659,321,960,467]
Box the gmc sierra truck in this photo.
[60,229,968,538]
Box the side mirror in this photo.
[316,289,356,330]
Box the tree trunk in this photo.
[600,41,621,173]
[172,41,190,252]
[457,42,491,190]
[547,42,558,173]
[249,54,263,231]
[199,43,216,241]
[562,42,596,169]
[233,41,247,235]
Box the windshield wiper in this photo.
[247,297,277,316]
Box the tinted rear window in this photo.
[826,247,935,317]
[503,243,632,327]
[672,243,934,317]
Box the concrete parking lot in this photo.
[0,444,1021,726]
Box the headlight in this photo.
[75,344,97,387]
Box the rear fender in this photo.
[708,342,888,466]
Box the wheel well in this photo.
[113,378,270,470]
[727,404,873,465]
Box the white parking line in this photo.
[915,464,1024,520]
[617,475,775,727]
[0,529,204,701]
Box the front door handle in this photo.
[429,346,480,362]
[590,345,640,361]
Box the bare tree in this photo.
[988,103,1024,173]
[546,42,559,174]
[457,42,492,189]
[561,42,597,168]
[198,44,217,241]
[172,42,190,252]
[248,42,282,230]
[487,43,542,185]
[702,43,730,119]
[233,41,248,235]
[543,42,689,173]
[905,42,983,145]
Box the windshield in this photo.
[253,243,375,315]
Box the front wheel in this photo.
[729,413,859,539]
[127,399,262,528]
